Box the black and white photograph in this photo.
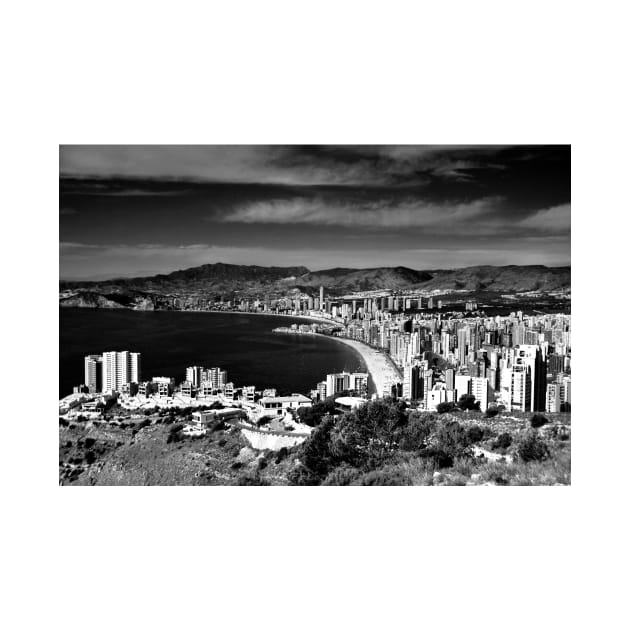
[8,2,627,629]
[59,144,571,486]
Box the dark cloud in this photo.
[59,145,570,279]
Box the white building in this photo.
[102,351,141,392]
[454,375,471,401]
[470,377,490,412]
[546,383,561,413]
[152,376,174,398]
[185,366,203,387]
[426,385,455,411]
[260,394,312,415]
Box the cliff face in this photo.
[60,291,157,310]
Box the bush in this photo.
[288,465,322,486]
[237,473,269,486]
[275,447,289,464]
[84,437,96,449]
[398,413,437,450]
[322,465,362,486]
[435,421,471,459]
[485,407,499,418]
[166,423,184,444]
[516,430,549,462]
[530,414,548,428]
[355,469,411,486]
[85,451,96,465]
[436,402,456,414]
[458,394,480,411]
[419,447,454,469]
[494,432,512,450]
[466,425,485,444]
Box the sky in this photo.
[59,145,570,280]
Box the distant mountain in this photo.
[60,262,570,308]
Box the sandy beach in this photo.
[320,335,403,397]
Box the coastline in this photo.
[314,334,403,397]
[60,304,338,327]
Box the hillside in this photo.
[59,405,571,486]
[60,263,570,304]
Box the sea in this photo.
[59,308,368,399]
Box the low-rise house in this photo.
[259,394,312,416]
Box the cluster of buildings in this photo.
[66,282,570,419]
[310,371,369,401]
[328,310,571,413]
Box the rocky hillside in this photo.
[60,262,570,305]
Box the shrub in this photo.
[398,413,437,450]
[494,432,512,450]
[530,414,548,428]
[84,437,96,449]
[466,425,485,444]
[322,465,362,486]
[355,469,411,486]
[419,447,454,469]
[237,473,269,486]
[288,465,322,486]
[435,421,471,459]
[85,451,96,465]
[516,430,549,462]
[458,394,480,411]
[275,447,289,463]
[59,417,69,427]
[485,407,499,418]
[166,423,183,444]
[436,402,456,414]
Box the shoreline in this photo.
[60,305,338,327]
[314,334,402,397]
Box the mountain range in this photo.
[60,263,570,308]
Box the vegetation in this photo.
[530,414,549,428]
[458,394,480,411]
[59,401,570,486]
[289,400,569,486]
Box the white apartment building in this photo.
[546,382,561,413]
[260,394,312,415]
[470,376,490,412]
[102,351,141,392]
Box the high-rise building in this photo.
[454,374,471,400]
[445,368,455,391]
[349,372,369,396]
[316,381,327,400]
[319,286,324,309]
[546,383,561,412]
[514,345,547,412]
[509,365,531,412]
[102,351,141,392]
[186,366,204,387]
[470,377,490,412]
[84,355,103,393]
[205,367,227,389]
[326,372,350,396]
